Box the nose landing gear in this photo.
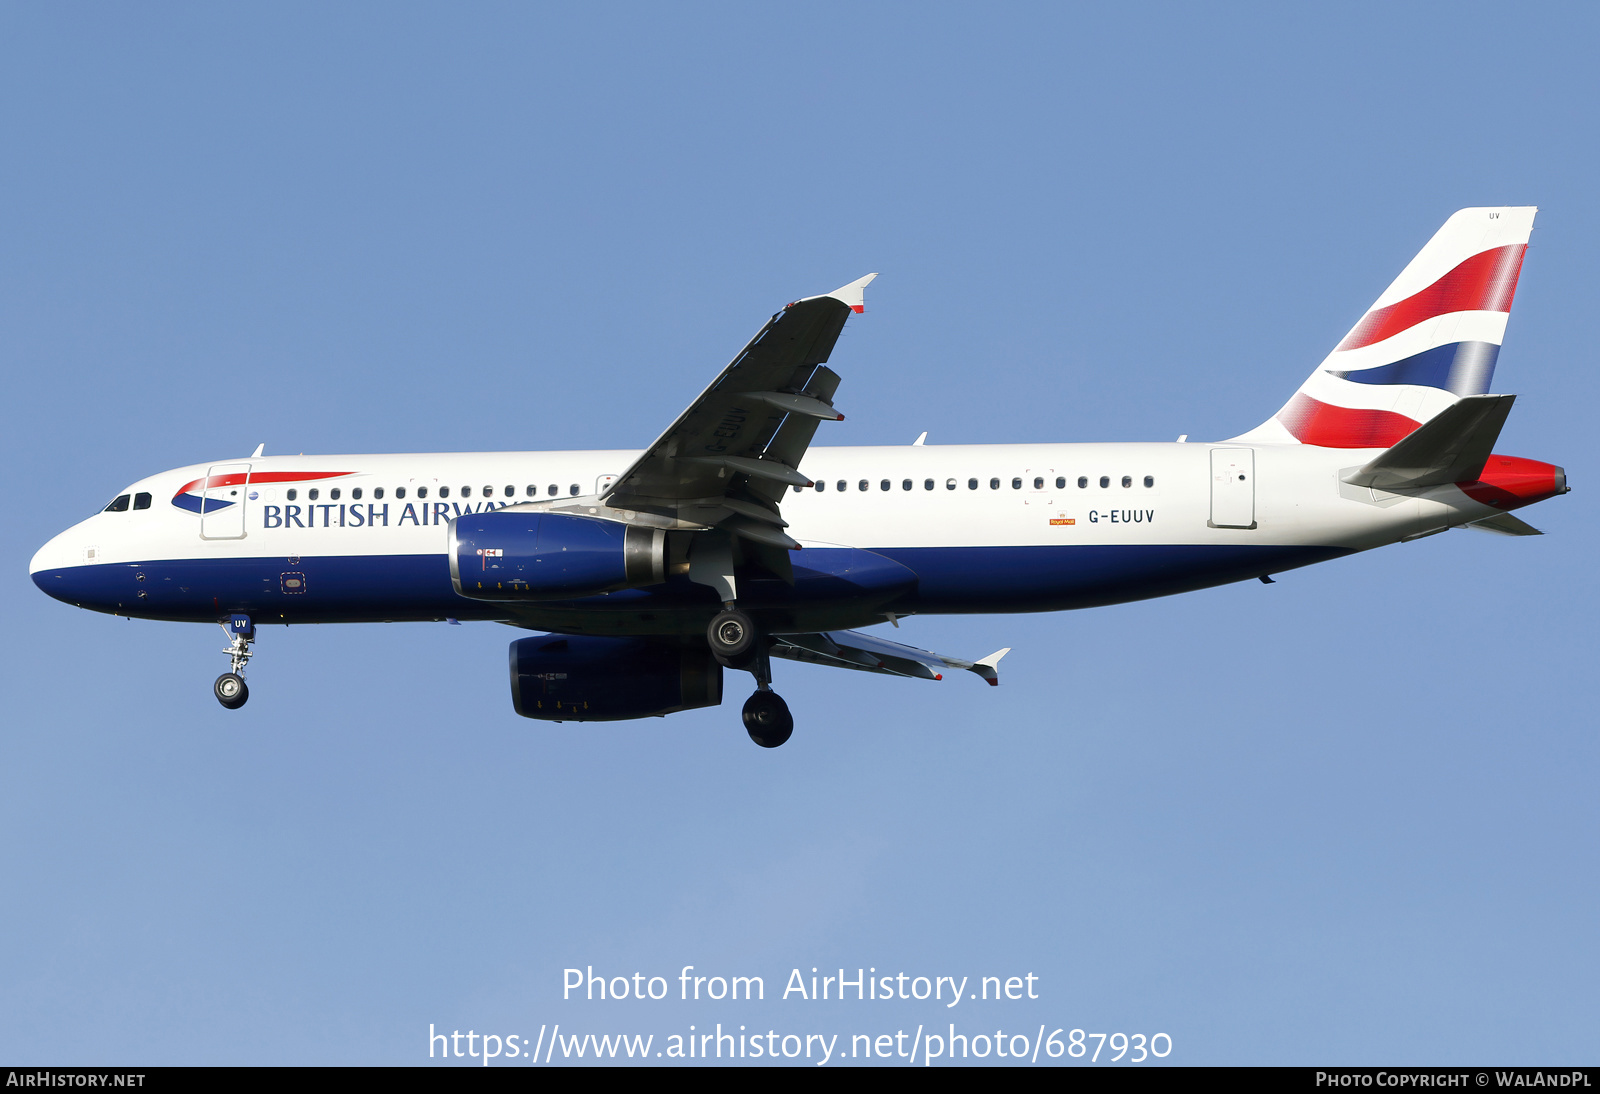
[214,614,254,710]
[709,607,793,748]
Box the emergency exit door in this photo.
[1209,449,1255,528]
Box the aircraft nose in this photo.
[31,528,79,577]
[30,525,101,606]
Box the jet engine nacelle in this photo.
[509,635,723,721]
[449,511,665,601]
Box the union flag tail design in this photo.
[1235,207,1536,448]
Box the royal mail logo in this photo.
[1049,517,1076,526]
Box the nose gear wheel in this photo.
[214,672,249,709]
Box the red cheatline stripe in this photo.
[1277,393,1420,448]
[1336,244,1526,352]
[174,470,354,495]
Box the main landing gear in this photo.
[214,614,254,710]
[707,607,793,748]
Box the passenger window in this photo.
[440,485,451,498]
[503,485,513,497]
[836,480,846,492]
[902,479,912,491]
[330,488,340,501]
[1144,475,1155,488]
[946,478,957,490]
[287,489,298,501]
[990,477,1000,490]
[418,486,429,499]
[526,485,536,497]
[1099,476,1109,488]
[924,478,934,490]
[968,478,978,490]
[1011,477,1022,490]
[859,480,869,491]
[375,487,385,500]
[569,484,579,496]
[548,485,558,496]
[1078,476,1088,489]
[1055,476,1066,489]
[462,486,471,497]
[880,479,891,491]
[1122,475,1132,488]
[1033,476,1044,489]
[309,488,320,501]
[105,494,131,513]
[352,487,363,500]
[133,492,152,510]
[816,480,825,491]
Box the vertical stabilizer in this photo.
[1234,207,1535,447]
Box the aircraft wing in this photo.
[601,274,877,550]
[771,629,1011,686]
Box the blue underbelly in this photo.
[32,542,1353,625]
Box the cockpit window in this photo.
[133,493,152,510]
[104,494,130,513]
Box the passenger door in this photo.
[200,462,251,540]
[1209,449,1255,528]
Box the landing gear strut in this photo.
[709,608,794,748]
[214,614,254,710]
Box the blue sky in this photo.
[2,2,1595,1066]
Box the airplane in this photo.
[29,206,1568,747]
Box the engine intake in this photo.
[509,635,722,721]
[450,511,665,601]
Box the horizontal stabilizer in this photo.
[1341,394,1515,491]
[770,629,1008,685]
[1465,512,1543,536]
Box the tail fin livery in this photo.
[1235,207,1535,447]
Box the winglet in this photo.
[970,647,1011,687]
[825,272,878,314]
